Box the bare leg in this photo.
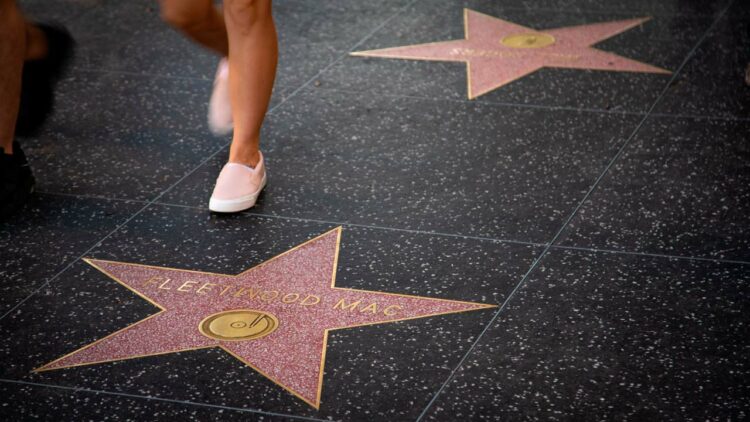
[0,0,27,155]
[224,0,277,167]
[159,0,228,57]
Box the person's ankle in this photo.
[228,147,261,168]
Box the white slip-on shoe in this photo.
[208,153,266,213]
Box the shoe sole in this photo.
[208,173,266,213]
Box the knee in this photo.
[224,0,272,31]
[159,0,209,31]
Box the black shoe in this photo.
[15,23,76,137]
[1,142,36,220]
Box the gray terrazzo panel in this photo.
[423,248,750,421]
[0,194,140,315]
[18,0,101,25]
[654,3,750,119]
[557,116,750,261]
[0,381,307,421]
[20,72,225,200]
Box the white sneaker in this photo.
[208,153,266,213]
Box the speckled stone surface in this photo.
[0,194,139,315]
[654,2,750,119]
[21,71,224,200]
[493,0,732,17]
[0,381,310,421]
[5,0,750,419]
[17,0,101,25]
[556,116,750,261]
[423,249,750,421]
[162,90,641,243]
[318,1,711,111]
[0,205,538,419]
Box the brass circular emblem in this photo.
[199,310,279,341]
[500,33,556,48]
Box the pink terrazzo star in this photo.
[352,9,670,99]
[36,228,494,408]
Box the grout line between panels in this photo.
[33,190,750,266]
[549,244,750,265]
[154,200,543,247]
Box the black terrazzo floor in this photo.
[2,0,748,420]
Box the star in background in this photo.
[36,228,495,408]
[352,9,670,99]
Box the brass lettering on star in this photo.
[143,277,404,316]
[143,276,321,307]
[449,47,579,61]
[333,298,402,316]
